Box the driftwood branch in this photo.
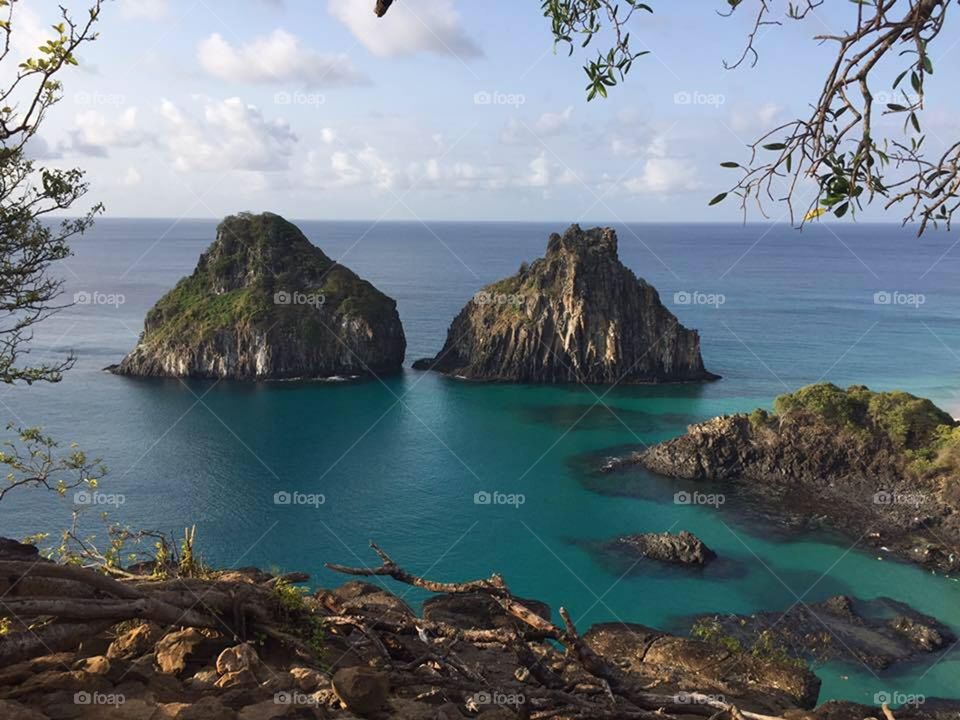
[325,541,794,720]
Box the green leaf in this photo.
[720,162,740,168]
[762,143,787,151]
[708,192,728,206]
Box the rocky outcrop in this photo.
[613,530,716,565]
[111,212,406,380]
[413,224,717,383]
[609,383,960,572]
[584,622,821,711]
[693,595,954,671]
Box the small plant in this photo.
[691,618,743,654]
[272,578,326,660]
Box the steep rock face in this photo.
[412,224,717,383]
[609,383,960,572]
[111,212,406,380]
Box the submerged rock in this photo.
[613,530,716,565]
[413,224,717,383]
[584,622,821,712]
[693,595,955,671]
[111,212,406,380]
[612,383,960,572]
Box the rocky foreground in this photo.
[111,213,406,381]
[4,537,953,720]
[413,225,717,384]
[608,383,960,573]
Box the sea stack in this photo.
[111,212,406,380]
[413,224,716,383]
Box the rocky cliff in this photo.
[609,383,960,572]
[412,224,717,383]
[111,212,406,380]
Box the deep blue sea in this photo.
[3,219,960,705]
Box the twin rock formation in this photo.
[113,213,715,384]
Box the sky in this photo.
[9,0,960,222]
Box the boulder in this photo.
[331,667,389,715]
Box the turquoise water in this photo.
[2,219,960,705]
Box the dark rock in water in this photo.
[614,530,716,565]
[111,212,406,380]
[413,224,717,384]
[693,595,955,671]
[584,622,821,712]
[615,383,960,573]
[423,592,551,631]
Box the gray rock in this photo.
[413,224,716,384]
[614,530,716,565]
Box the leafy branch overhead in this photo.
[0,0,105,384]
[713,0,956,234]
[372,0,957,233]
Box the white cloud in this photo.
[730,102,783,134]
[329,0,481,58]
[535,106,573,135]
[518,152,579,189]
[119,0,168,20]
[119,167,143,187]
[198,30,366,87]
[68,108,147,156]
[624,157,701,194]
[500,106,575,145]
[160,97,298,172]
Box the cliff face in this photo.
[112,213,406,380]
[611,383,960,572]
[413,224,716,383]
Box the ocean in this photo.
[2,218,960,704]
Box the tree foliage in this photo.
[0,0,104,385]
[529,0,958,233]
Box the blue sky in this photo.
[15,0,960,222]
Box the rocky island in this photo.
[110,212,406,381]
[413,224,717,384]
[613,530,717,565]
[608,383,960,572]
